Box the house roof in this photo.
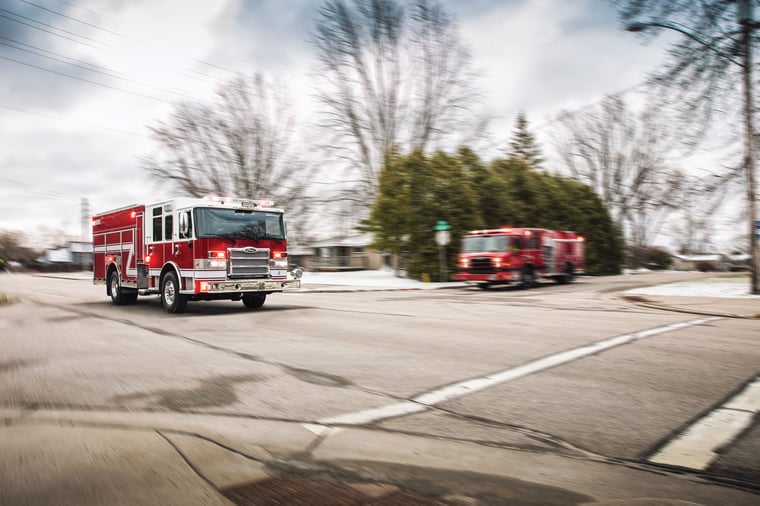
[288,246,315,256]
[69,241,93,253]
[308,232,374,248]
[673,254,722,262]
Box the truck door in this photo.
[543,234,555,273]
[173,209,195,280]
[146,204,170,273]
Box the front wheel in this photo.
[520,268,535,289]
[161,271,187,313]
[556,263,575,284]
[242,293,267,309]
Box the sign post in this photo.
[434,220,451,281]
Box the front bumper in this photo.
[198,278,300,293]
[453,272,517,283]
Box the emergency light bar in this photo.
[202,195,276,208]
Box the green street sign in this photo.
[433,220,451,231]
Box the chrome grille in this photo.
[469,257,493,274]
[228,247,269,278]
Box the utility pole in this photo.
[738,0,760,294]
[627,2,759,294]
[81,197,90,243]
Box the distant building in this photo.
[40,241,93,271]
[292,233,384,271]
[671,253,750,272]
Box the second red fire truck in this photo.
[93,196,302,313]
[453,228,584,289]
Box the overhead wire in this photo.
[0,7,105,49]
[0,36,201,101]
[20,0,124,38]
[0,104,150,138]
[0,54,174,103]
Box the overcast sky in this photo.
[0,0,672,247]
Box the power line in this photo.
[21,0,123,37]
[0,34,125,76]
[0,175,65,199]
[0,54,172,103]
[0,37,201,101]
[0,7,105,50]
[1,3,250,106]
[0,104,150,138]
[55,0,122,25]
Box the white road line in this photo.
[649,376,760,470]
[318,317,720,426]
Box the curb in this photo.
[290,284,468,294]
[616,294,758,320]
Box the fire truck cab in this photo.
[93,196,302,313]
[453,228,584,289]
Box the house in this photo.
[670,253,751,272]
[39,241,93,271]
[293,233,384,271]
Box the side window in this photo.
[511,237,522,251]
[152,207,162,242]
[164,214,173,241]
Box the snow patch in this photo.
[627,277,760,299]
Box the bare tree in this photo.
[143,74,313,240]
[0,230,37,265]
[628,168,684,248]
[554,94,682,246]
[614,0,759,292]
[312,0,484,211]
[615,0,748,140]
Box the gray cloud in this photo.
[0,0,681,244]
[0,0,121,110]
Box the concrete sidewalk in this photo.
[3,408,759,505]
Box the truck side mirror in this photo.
[179,212,190,238]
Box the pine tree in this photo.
[369,148,622,279]
[508,112,544,169]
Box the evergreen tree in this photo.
[369,148,622,279]
[507,112,544,169]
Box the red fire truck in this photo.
[453,228,584,289]
[93,196,302,313]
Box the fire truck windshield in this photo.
[194,208,285,241]
[462,235,509,253]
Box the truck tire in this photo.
[520,267,535,289]
[161,271,187,313]
[242,293,267,309]
[109,270,137,305]
[565,263,575,283]
[556,263,574,284]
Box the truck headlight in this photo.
[270,258,288,269]
[195,259,227,269]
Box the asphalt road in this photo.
[0,272,758,503]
